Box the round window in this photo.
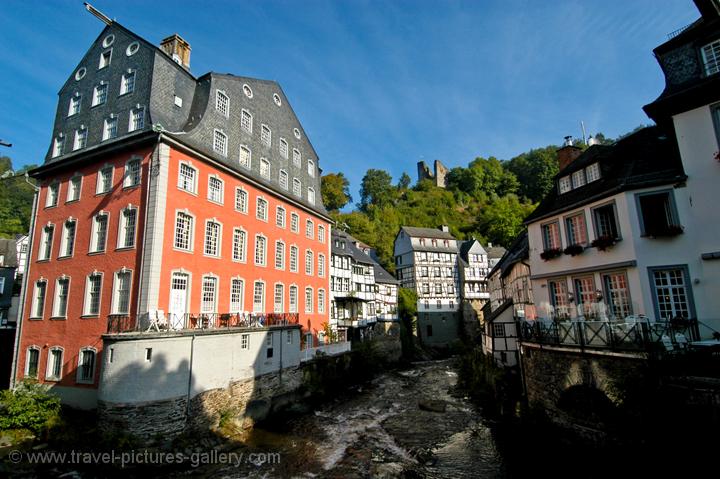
[293,128,301,139]
[75,67,86,81]
[243,84,253,98]
[273,93,282,106]
[126,41,140,57]
[102,34,115,48]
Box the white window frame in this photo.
[111,269,132,315]
[289,285,298,313]
[306,219,314,239]
[201,275,219,313]
[77,347,97,384]
[276,206,286,228]
[293,178,301,197]
[25,346,41,379]
[103,115,118,141]
[275,240,285,270]
[68,93,81,117]
[241,109,253,134]
[307,159,315,177]
[256,197,268,221]
[67,175,82,202]
[203,219,222,257]
[279,169,289,190]
[305,249,314,275]
[207,175,224,204]
[274,283,284,313]
[290,245,299,272]
[230,277,244,313]
[45,346,64,381]
[46,182,59,207]
[318,225,325,243]
[308,187,316,205]
[92,83,108,106]
[30,280,47,318]
[254,234,267,266]
[279,138,288,159]
[232,227,247,263]
[305,287,313,313]
[39,224,54,260]
[235,187,248,213]
[83,272,103,317]
[239,145,251,169]
[253,280,266,313]
[292,148,301,168]
[120,70,136,95]
[59,219,76,258]
[90,212,109,253]
[215,89,229,117]
[73,128,87,151]
[129,107,145,132]
[261,124,272,148]
[213,129,228,157]
[52,276,71,318]
[52,135,64,158]
[123,157,142,188]
[319,253,325,277]
[291,213,299,233]
[117,206,138,249]
[97,165,114,194]
[178,161,198,194]
[318,288,325,314]
[99,49,112,69]
[260,157,271,179]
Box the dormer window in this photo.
[52,135,64,158]
[92,83,108,106]
[280,138,289,159]
[213,129,228,156]
[239,145,251,169]
[559,176,571,194]
[241,109,252,134]
[293,178,301,197]
[103,116,117,141]
[292,148,301,168]
[572,170,586,188]
[260,158,270,179]
[261,124,271,147]
[215,90,229,117]
[279,169,288,189]
[129,107,145,132]
[701,39,720,76]
[99,50,112,69]
[308,187,316,205]
[68,94,81,117]
[120,71,136,95]
[586,163,600,183]
[307,159,315,177]
[73,128,87,151]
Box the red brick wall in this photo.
[158,146,331,344]
[16,147,151,388]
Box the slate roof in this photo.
[0,239,18,268]
[524,126,686,224]
[400,226,455,240]
[374,264,399,285]
[489,230,529,279]
[332,230,374,265]
[486,246,507,260]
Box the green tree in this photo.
[475,195,536,246]
[321,172,352,211]
[397,172,411,190]
[0,158,37,238]
[359,169,394,212]
[505,146,559,203]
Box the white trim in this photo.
[89,211,109,253]
[96,164,114,195]
[274,282,285,313]
[241,108,253,134]
[76,347,97,384]
[24,346,41,379]
[207,174,225,205]
[275,240,285,270]
[66,174,83,202]
[256,196,269,222]
[30,279,48,319]
[215,89,230,117]
[200,274,219,313]
[235,186,249,214]
[98,48,112,69]
[111,268,133,315]
[82,272,103,317]
[123,156,142,188]
[173,209,195,253]
[232,227,247,263]
[177,160,198,194]
[239,144,252,169]
[45,346,64,381]
[254,233,268,267]
[213,128,228,157]
[116,205,138,249]
[58,218,77,259]
[305,286,314,313]
[252,280,266,313]
[203,218,223,258]
[229,276,245,313]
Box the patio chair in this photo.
[675,333,689,350]
[661,334,676,355]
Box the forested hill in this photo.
[322,133,619,273]
[0,157,38,239]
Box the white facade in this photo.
[394,228,461,313]
[375,282,398,321]
[460,241,490,301]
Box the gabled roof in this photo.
[486,246,507,260]
[489,230,528,279]
[374,264,399,284]
[399,226,455,240]
[524,126,686,224]
[332,230,375,265]
[458,239,487,261]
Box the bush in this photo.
[0,382,61,434]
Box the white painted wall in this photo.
[98,326,301,404]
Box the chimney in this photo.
[557,136,583,172]
[160,34,191,69]
[440,225,450,233]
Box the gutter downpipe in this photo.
[10,178,39,389]
[186,333,196,419]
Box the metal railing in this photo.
[107,312,300,334]
[518,317,699,352]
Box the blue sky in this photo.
[0,1,699,203]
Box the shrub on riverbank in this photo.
[0,382,61,436]
[456,345,521,417]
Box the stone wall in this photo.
[98,396,188,440]
[520,343,650,437]
[371,322,402,363]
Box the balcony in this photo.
[106,312,300,334]
[518,317,699,352]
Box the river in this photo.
[218,358,507,478]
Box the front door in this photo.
[170,273,189,328]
